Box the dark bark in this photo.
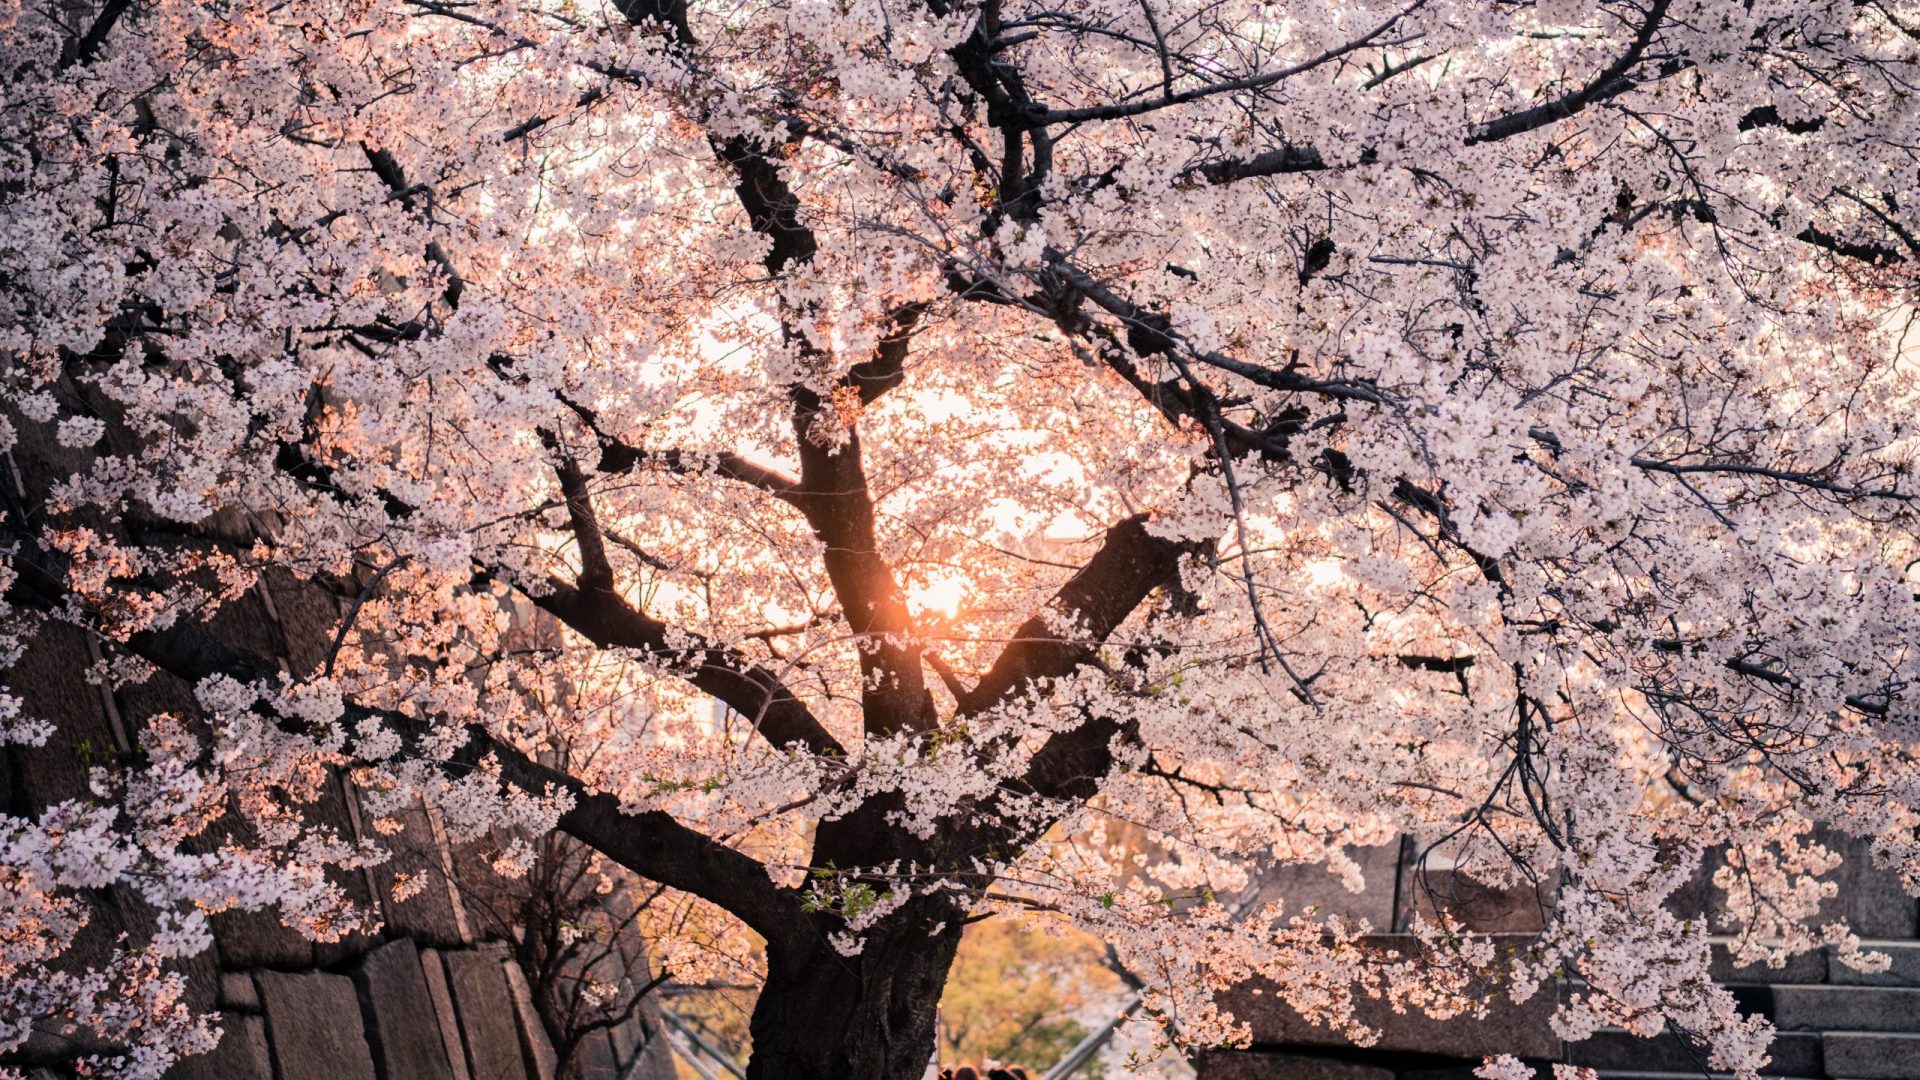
[745,902,966,1080]
[528,575,845,758]
[58,0,132,70]
[786,401,933,739]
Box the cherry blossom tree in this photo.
[3,0,1919,1075]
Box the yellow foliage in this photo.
[937,916,1127,1074]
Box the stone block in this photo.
[572,1030,621,1080]
[1769,985,1920,1032]
[625,1024,679,1080]
[310,774,384,969]
[206,778,376,970]
[257,970,378,1080]
[1813,827,1920,941]
[1190,1050,1396,1080]
[42,889,218,1019]
[606,1015,676,1080]
[259,566,342,676]
[20,1027,115,1066]
[1709,941,1828,985]
[108,892,202,991]
[198,586,291,671]
[608,1017,638,1066]
[1567,1028,1821,1076]
[1823,1032,1920,1080]
[180,949,225,1018]
[1830,941,1920,987]
[172,1013,273,1080]
[1220,936,1557,1059]
[357,939,456,1080]
[1397,868,1552,934]
[209,904,315,969]
[1675,831,1917,941]
[443,838,515,943]
[500,955,557,1080]
[365,797,468,946]
[2,621,123,810]
[311,925,385,970]
[420,948,473,1080]
[219,972,261,1011]
[443,947,530,1080]
[1665,843,1727,929]
[108,664,199,730]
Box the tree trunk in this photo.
[746,914,964,1080]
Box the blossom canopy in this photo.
[2,0,1919,1075]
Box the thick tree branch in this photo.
[562,397,803,501]
[959,514,1204,722]
[259,415,827,753]
[0,550,812,952]
[1796,224,1908,267]
[554,457,616,591]
[361,144,466,310]
[1186,143,1328,185]
[1052,261,1390,404]
[500,745,812,960]
[537,453,845,754]
[523,575,845,757]
[1026,3,1421,126]
[1835,188,1920,262]
[602,0,937,741]
[786,384,932,737]
[58,0,132,70]
[607,0,817,276]
[1465,0,1674,145]
[1181,146,1904,273]
[1628,455,1914,503]
[841,304,928,407]
[959,516,1207,806]
[1385,477,1507,589]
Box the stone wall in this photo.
[3,587,681,1079]
[160,938,676,1080]
[4,408,678,1080]
[1196,839,1920,1079]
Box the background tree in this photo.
[3,0,1919,1077]
[455,830,672,1079]
[938,917,1126,1074]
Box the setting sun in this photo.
[907,574,969,618]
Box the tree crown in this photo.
[3,0,1919,1074]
